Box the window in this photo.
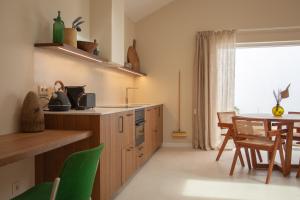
[235,45,300,114]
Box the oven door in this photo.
[135,121,145,146]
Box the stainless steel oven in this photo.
[135,109,145,146]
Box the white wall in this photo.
[124,16,136,62]
[0,0,134,199]
[134,0,300,144]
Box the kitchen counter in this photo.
[44,104,163,115]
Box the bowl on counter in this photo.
[77,40,98,53]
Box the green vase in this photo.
[53,11,64,43]
[272,104,284,117]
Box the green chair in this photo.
[12,144,105,200]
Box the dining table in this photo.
[237,113,300,176]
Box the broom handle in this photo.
[178,70,181,131]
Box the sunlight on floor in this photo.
[182,179,300,200]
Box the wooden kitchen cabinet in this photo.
[42,105,163,200]
[136,143,145,168]
[100,115,112,200]
[121,111,136,183]
[145,108,153,160]
[144,106,163,160]
[158,105,163,146]
[110,113,124,195]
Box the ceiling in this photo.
[125,0,175,22]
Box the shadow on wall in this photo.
[0,93,23,133]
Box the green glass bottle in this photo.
[53,11,64,44]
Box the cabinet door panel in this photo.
[100,115,112,200]
[158,106,163,146]
[123,112,135,147]
[122,111,136,183]
[110,113,123,194]
[144,108,152,160]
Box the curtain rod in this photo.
[237,26,300,33]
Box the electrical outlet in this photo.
[12,181,22,197]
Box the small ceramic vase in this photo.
[272,104,284,117]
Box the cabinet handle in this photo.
[127,148,131,151]
[138,146,144,150]
[126,113,133,117]
[130,146,134,150]
[118,116,124,133]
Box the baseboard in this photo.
[162,142,192,147]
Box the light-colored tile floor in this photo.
[115,147,300,200]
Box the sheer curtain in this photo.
[192,30,236,150]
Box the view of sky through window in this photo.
[235,45,300,114]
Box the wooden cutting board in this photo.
[127,39,140,72]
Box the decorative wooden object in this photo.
[34,43,146,77]
[21,91,45,132]
[127,39,140,72]
[0,130,91,167]
[77,40,98,53]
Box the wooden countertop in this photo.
[0,130,92,167]
[44,104,163,116]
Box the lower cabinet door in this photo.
[110,114,123,195]
[122,145,136,183]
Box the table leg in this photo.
[284,122,293,176]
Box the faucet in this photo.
[125,87,138,105]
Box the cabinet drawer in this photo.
[136,144,145,168]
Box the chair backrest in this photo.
[288,111,300,129]
[55,144,105,200]
[232,117,268,139]
[288,111,300,114]
[217,111,236,124]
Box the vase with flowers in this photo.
[272,84,290,117]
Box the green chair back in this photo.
[55,144,105,200]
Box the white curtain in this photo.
[192,30,236,150]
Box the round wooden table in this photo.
[238,113,300,176]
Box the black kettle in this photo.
[48,81,71,111]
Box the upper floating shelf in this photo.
[34,43,146,77]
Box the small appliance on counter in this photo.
[65,85,96,110]
[48,81,71,111]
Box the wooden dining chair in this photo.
[216,112,262,167]
[286,112,300,142]
[230,116,286,184]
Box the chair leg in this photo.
[250,149,257,169]
[256,150,263,163]
[266,149,277,184]
[238,149,245,167]
[244,148,251,170]
[230,147,240,176]
[216,131,231,161]
[297,160,300,178]
[278,143,285,174]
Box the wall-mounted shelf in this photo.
[34,43,146,77]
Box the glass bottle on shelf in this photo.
[53,11,64,44]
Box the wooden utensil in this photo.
[127,39,140,72]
